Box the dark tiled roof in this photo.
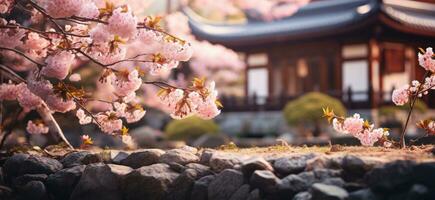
[186,0,435,44]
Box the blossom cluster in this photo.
[189,0,310,21]
[0,0,219,147]
[392,47,435,106]
[165,12,245,81]
[323,108,390,147]
[26,120,49,135]
[159,78,222,120]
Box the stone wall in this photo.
[0,147,434,200]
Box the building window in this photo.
[342,60,369,101]
[384,45,405,74]
[247,68,268,104]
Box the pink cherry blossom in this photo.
[107,7,137,39]
[42,51,75,80]
[45,94,76,113]
[331,113,388,146]
[45,0,84,18]
[27,75,53,98]
[69,73,81,82]
[160,89,185,111]
[342,114,364,135]
[418,47,435,73]
[110,70,142,97]
[90,24,113,44]
[0,21,26,48]
[392,85,410,106]
[26,120,49,134]
[23,32,49,58]
[0,82,19,100]
[146,61,179,76]
[76,109,92,124]
[357,128,386,146]
[95,112,123,134]
[0,50,34,71]
[0,0,14,14]
[16,83,43,111]
[114,102,146,123]
[124,109,146,123]
[77,0,99,18]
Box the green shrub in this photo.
[164,116,219,141]
[283,92,346,126]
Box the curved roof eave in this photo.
[185,0,379,45]
[186,0,435,46]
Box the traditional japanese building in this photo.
[186,0,435,111]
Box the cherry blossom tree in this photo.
[324,47,435,148]
[0,0,222,149]
[391,47,435,148]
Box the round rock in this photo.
[208,169,244,200]
[70,164,132,200]
[250,170,280,193]
[18,155,63,175]
[122,163,179,200]
[46,165,85,200]
[190,175,215,200]
[310,183,349,200]
[160,149,199,165]
[241,157,273,177]
[60,151,90,168]
[120,149,165,169]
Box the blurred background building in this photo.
[176,0,435,146]
[3,0,434,149]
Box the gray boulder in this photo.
[121,149,165,169]
[122,163,179,200]
[247,189,261,200]
[18,155,62,175]
[80,153,102,165]
[229,184,250,200]
[209,153,240,172]
[46,165,85,200]
[186,163,213,177]
[241,157,273,177]
[111,151,129,164]
[160,149,199,165]
[199,149,215,165]
[250,170,280,193]
[70,164,132,200]
[17,180,48,200]
[274,154,316,175]
[60,151,90,168]
[278,174,311,196]
[166,169,198,200]
[190,175,215,200]
[348,188,381,200]
[3,153,29,181]
[208,169,244,200]
[310,183,348,200]
[293,191,312,200]
[12,174,47,189]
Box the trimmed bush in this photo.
[164,116,219,141]
[283,92,346,126]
